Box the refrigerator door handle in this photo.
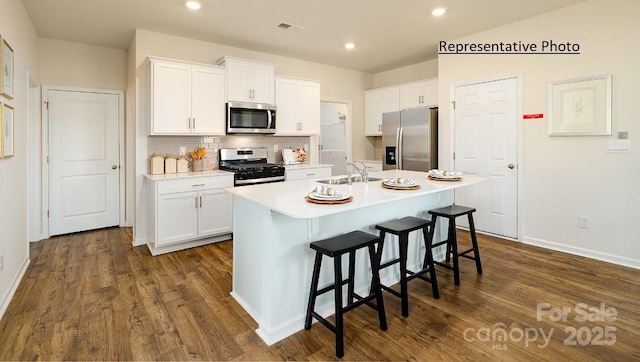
[398,127,404,170]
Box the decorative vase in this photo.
[192,159,204,172]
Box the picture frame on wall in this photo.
[1,102,14,158]
[548,74,611,136]
[1,37,14,100]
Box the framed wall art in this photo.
[548,74,611,136]
[1,102,14,158]
[1,37,14,100]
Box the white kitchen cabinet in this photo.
[275,76,321,136]
[147,173,234,255]
[399,78,438,109]
[285,165,332,181]
[365,86,400,136]
[148,57,226,135]
[357,160,383,172]
[219,57,274,104]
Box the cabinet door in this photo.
[191,66,226,135]
[157,191,198,245]
[152,61,191,134]
[198,189,232,238]
[399,82,424,110]
[226,60,252,102]
[274,78,299,135]
[422,80,438,106]
[365,87,399,136]
[250,64,274,104]
[298,81,320,135]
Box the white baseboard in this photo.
[523,236,640,270]
[132,237,146,247]
[0,255,30,321]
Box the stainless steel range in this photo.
[219,148,285,186]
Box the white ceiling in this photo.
[21,0,585,73]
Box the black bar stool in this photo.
[304,230,387,358]
[374,216,439,317]
[428,205,482,285]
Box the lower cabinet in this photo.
[148,173,234,255]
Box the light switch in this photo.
[607,140,631,153]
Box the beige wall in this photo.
[0,1,39,317]
[374,58,438,88]
[437,0,640,266]
[39,38,127,90]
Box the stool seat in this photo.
[429,204,482,286]
[375,216,432,234]
[305,230,387,358]
[310,231,380,257]
[374,216,439,317]
[429,205,476,218]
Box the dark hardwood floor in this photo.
[1,227,639,361]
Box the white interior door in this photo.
[48,89,120,236]
[454,77,518,239]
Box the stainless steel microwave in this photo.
[227,102,276,134]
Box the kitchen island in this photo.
[225,170,484,345]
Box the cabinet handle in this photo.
[193,118,196,129]
[192,184,205,187]
[188,118,191,129]
[200,196,203,207]
[306,173,316,176]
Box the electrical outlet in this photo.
[273,144,279,153]
[0,254,4,271]
[179,146,186,156]
[578,216,591,229]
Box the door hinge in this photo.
[46,156,49,163]
[47,210,50,217]
[44,101,49,110]
[451,101,455,110]
[453,152,456,160]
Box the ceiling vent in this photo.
[277,22,304,30]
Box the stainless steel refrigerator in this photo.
[382,108,438,171]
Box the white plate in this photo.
[383,178,417,187]
[428,170,462,179]
[307,192,349,201]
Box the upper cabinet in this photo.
[364,86,400,136]
[218,57,275,104]
[274,76,320,136]
[399,78,438,110]
[148,57,226,135]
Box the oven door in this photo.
[227,102,276,134]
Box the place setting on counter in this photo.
[380,177,420,190]
[427,169,463,181]
[305,185,353,204]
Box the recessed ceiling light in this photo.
[432,7,446,16]
[344,42,355,50]
[186,1,201,10]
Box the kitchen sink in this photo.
[317,176,382,185]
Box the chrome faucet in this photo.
[347,162,369,183]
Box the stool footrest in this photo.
[311,311,337,333]
[316,279,351,296]
[434,260,454,270]
[380,258,400,270]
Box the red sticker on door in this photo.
[523,113,544,119]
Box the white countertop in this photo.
[145,170,233,181]
[226,170,485,219]
[283,163,333,170]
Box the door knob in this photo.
[507,163,515,169]
[112,165,118,169]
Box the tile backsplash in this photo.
[147,135,311,171]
